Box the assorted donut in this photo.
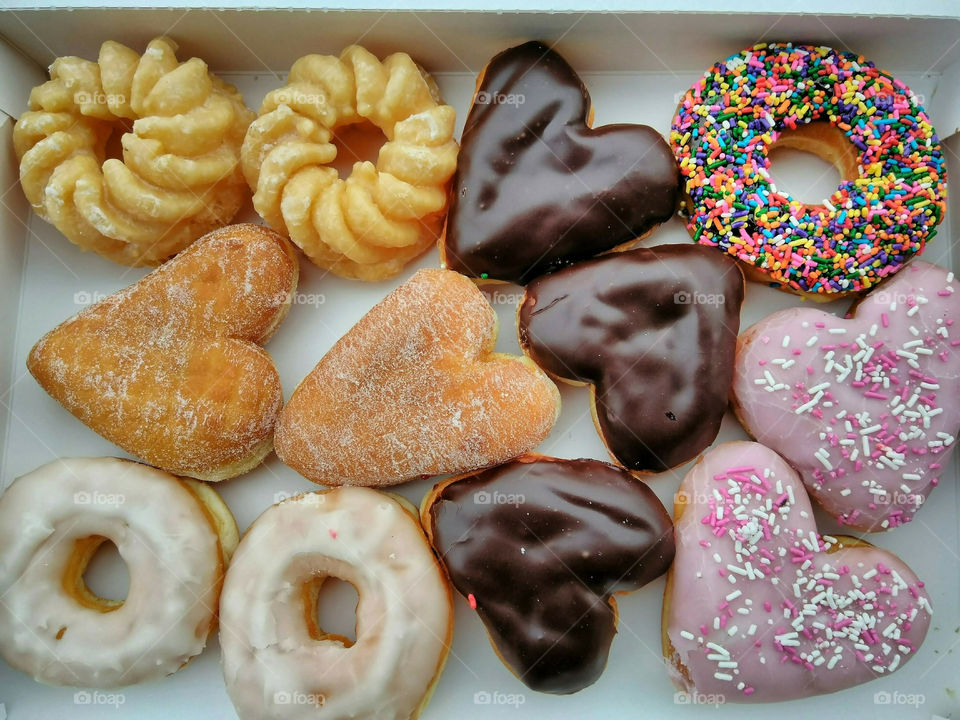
[3,32,954,716]
[671,43,946,299]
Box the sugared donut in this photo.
[0,458,238,687]
[671,43,946,300]
[663,442,932,702]
[274,268,559,487]
[219,488,452,719]
[13,37,255,266]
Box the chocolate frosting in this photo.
[426,455,674,694]
[443,41,679,285]
[519,244,743,473]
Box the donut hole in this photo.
[330,121,388,180]
[66,536,129,611]
[302,576,359,646]
[767,121,859,208]
[103,120,134,163]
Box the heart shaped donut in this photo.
[519,244,744,473]
[274,269,560,486]
[732,260,960,531]
[663,441,932,702]
[28,224,298,481]
[441,41,679,285]
[422,454,674,694]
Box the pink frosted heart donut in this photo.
[663,441,933,703]
[732,260,959,531]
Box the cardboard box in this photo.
[0,5,957,718]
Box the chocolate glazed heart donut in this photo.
[422,454,674,694]
[519,244,744,474]
[442,41,680,285]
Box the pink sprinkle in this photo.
[881,313,890,327]
[467,593,477,610]
[329,529,338,539]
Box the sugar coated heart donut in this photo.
[28,224,298,481]
[422,454,674,694]
[663,442,932,702]
[14,37,255,266]
[275,268,560,486]
[220,487,451,720]
[672,43,946,300]
[0,458,237,687]
[732,260,960,531]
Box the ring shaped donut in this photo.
[13,37,255,266]
[241,45,459,281]
[0,458,238,687]
[671,43,946,299]
[219,488,452,720]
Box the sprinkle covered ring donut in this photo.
[0,458,238,687]
[220,488,452,719]
[671,43,946,299]
[241,45,459,281]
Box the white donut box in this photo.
[0,2,958,718]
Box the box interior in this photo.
[0,8,958,719]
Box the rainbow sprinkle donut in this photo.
[671,43,946,299]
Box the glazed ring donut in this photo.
[13,37,255,266]
[220,488,452,719]
[241,45,459,281]
[0,458,238,687]
[671,43,946,300]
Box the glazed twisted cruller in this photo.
[242,45,459,281]
[13,37,255,266]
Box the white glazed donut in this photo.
[219,487,452,720]
[0,457,238,687]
